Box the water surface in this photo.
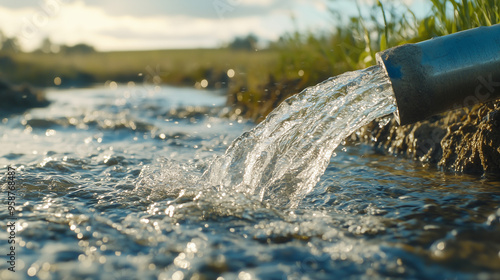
[1,80,499,280]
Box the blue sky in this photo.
[0,0,428,51]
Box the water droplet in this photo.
[27,266,37,277]
[172,271,184,280]
[109,81,118,90]
[238,271,252,280]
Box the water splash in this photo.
[203,65,397,207]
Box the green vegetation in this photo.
[1,0,499,121]
[0,49,278,88]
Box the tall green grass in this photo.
[426,0,500,35]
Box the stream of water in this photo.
[204,65,396,208]
[1,67,499,279]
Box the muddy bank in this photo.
[352,100,500,176]
[0,79,49,115]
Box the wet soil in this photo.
[353,100,500,176]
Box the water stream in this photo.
[204,65,396,208]
[1,67,499,279]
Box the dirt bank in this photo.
[0,79,49,115]
[353,100,500,176]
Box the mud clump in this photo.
[353,100,500,176]
[439,103,500,175]
[0,79,49,115]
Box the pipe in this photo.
[376,24,500,125]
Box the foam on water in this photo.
[203,65,397,207]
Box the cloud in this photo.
[0,0,293,19]
[0,0,40,9]
[96,0,295,19]
[0,0,331,51]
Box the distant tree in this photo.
[0,31,21,53]
[60,43,95,54]
[228,34,259,50]
[1,38,21,53]
[268,35,287,49]
[36,37,55,53]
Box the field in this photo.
[1,49,279,89]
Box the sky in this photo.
[0,0,428,52]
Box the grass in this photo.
[426,0,500,34]
[1,49,279,89]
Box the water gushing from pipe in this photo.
[203,65,397,207]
